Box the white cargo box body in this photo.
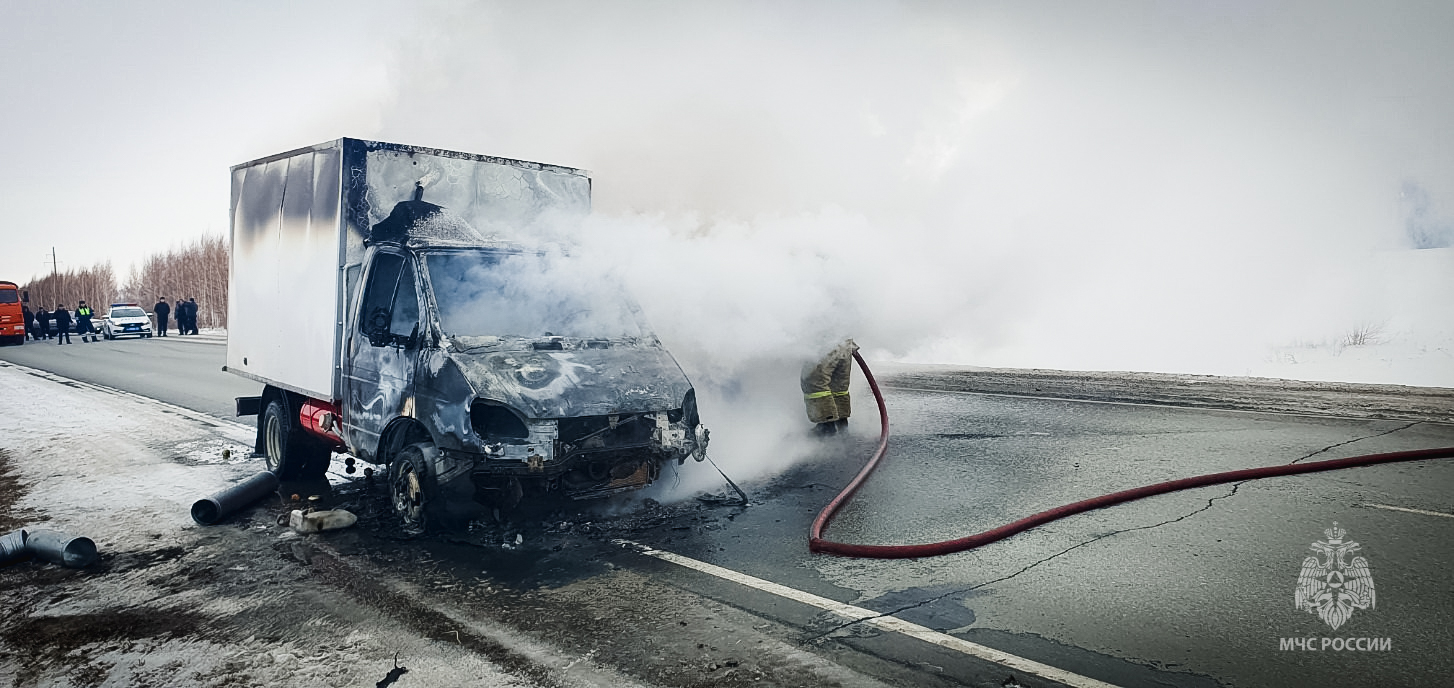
[227,139,591,401]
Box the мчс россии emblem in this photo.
[1295,522,1376,631]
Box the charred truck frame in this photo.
[226,139,707,528]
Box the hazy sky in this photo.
[4,1,1451,376]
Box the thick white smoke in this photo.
[368,2,1454,491]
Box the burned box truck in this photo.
[226,139,707,528]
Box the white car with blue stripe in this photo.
[101,304,154,340]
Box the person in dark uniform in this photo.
[52,304,72,345]
[35,306,50,340]
[153,298,170,337]
[174,299,186,335]
[186,297,199,334]
[21,303,34,340]
[75,300,97,343]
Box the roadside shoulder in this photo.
[877,363,1454,424]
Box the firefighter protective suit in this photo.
[801,339,858,426]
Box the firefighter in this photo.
[801,339,858,435]
[75,300,97,342]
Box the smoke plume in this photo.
[368,2,1454,491]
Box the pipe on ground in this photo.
[0,529,30,566]
[191,471,280,525]
[26,530,98,568]
[0,528,98,568]
[809,352,1454,559]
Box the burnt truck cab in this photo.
[226,139,705,531]
[339,189,706,526]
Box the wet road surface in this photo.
[3,338,1452,687]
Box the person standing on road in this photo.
[178,298,192,335]
[52,304,72,345]
[174,299,186,335]
[35,306,50,340]
[21,303,34,340]
[75,300,97,343]
[186,297,199,334]
[153,298,170,337]
[801,338,859,435]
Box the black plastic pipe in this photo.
[24,529,98,568]
[0,529,30,566]
[1,528,98,568]
[191,471,280,525]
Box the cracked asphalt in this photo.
[648,379,1454,688]
[3,339,1452,687]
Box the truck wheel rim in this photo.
[393,461,423,522]
[264,414,282,471]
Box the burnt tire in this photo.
[261,398,331,480]
[389,442,438,532]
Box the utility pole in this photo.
[51,247,58,277]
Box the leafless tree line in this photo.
[21,235,230,328]
[21,263,118,315]
[119,235,229,329]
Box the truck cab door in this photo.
[343,250,423,461]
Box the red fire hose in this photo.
[808,352,1454,559]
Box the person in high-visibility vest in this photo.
[75,300,98,342]
[801,339,858,434]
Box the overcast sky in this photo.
[4,1,1451,374]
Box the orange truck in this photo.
[0,281,24,345]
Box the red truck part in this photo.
[0,282,25,345]
[298,398,345,449]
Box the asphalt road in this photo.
[0,333,256,419]
[3,336,1452,687]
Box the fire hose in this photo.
[809,352,1454,559]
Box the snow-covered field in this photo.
[1246,248,1453,388]
[894,247,1454,390]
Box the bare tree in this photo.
[21,262,118,314]
[22,234,230,329]
[116,234,230,328]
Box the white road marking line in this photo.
[615,539,1118,688]
[1361,503,1454,519]
[0,360,256,443]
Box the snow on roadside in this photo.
[1249,248,1454,388]
[0,362,256,538]
[896,247,1453,390]
[0,364,536,687]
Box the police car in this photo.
[101,303,154,340]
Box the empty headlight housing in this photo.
[667,388,699,426]
[470,401,529,440]
[471,400,556,465]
